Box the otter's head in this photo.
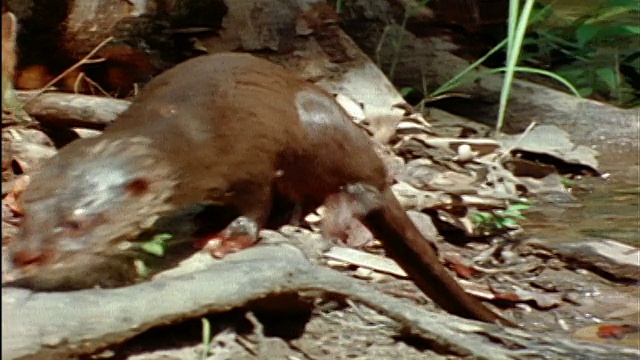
[9,136,177,290]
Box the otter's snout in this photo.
[11,246,52,267]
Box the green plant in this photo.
[200,318,212,360]
[410,1,580,133]
[428,0,639,130]
[471,203,532,235]
[526,0,640,106]
[132,233,172,278]
[496,0,538,133]
[139,233,172,257]
[560,176,577,188]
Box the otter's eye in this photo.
[65,220,82,231]
[61,214,105,237]
[126,177,151,196]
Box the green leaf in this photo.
[472,212,494,223]
[141,241,165,257]
[608,0,639,10]
[508,203,532,211]
[480,66,582,97]
[577,86,595,97]
[501,217,519,228]
[400,86,416,97]
[134,259,149,277]
[576,24,599,46]
[152,233,173,242]
[537,30,581,48]
[200,318,212,360]
[595,67,618,90]
[505,211,527,220]
[557,67,587,79]
[585,6,638,24]
[140,233,172,257]
[621,25,640,35]
[428,38,508,98]
[591,24,640,40]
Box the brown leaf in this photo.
[597,325,639,340]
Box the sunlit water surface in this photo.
[522,147,639,247]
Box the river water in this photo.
[522,146,639,247]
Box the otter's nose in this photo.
[12,248,48,267]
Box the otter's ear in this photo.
[125,177,151,196]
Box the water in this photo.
[522,147,639,247]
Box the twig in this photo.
[239,312,262,356]
[497,121,537,161]
[24,37,114,105]
[78,73,112,98]
[375,26,391,68]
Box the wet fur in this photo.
[12,53,508,324]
